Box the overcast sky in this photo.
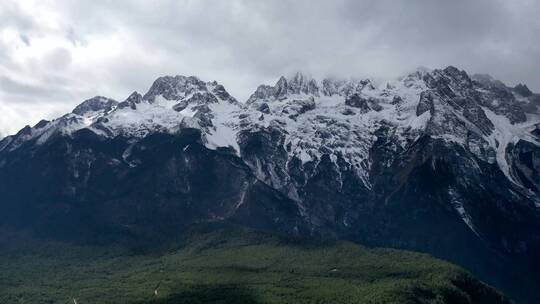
[0,0,539,137]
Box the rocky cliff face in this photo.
[1,66,539,302]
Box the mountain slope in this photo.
[0,66,539,302]
[0,223,510,304]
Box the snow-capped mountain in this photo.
[4,68,538,190]
[1,66,539,302]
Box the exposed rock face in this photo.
[72,96,118,116]
[345,94,371,112]
[1,66,539,303]
[514,83,533,97]
[472,74,527,124]
[118,92,142,110]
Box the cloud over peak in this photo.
[0,0,538,136]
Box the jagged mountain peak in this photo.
[72,96,118,117]
[142,75,206,102]
[142,74,237,105]
[400,65,472,86]
[471,73,504,91]
[117,91,143,110]
[248,73,381,104]
[472,73,529,96]
[424,66,474,90]
[275,72,320,98]
[514,83,533,97]
[247,73,318,103]
[0,74,244,153]
[2,67,539,174]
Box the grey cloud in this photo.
[31,0,540,90]
[19,34,30,46]
[0,2,39,32]
[0,75,53,98]
[0,0,539,135]
[0,73,91,106]
[43,47,72,70]
[65,28,87,47]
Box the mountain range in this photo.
[1,66,539,302]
